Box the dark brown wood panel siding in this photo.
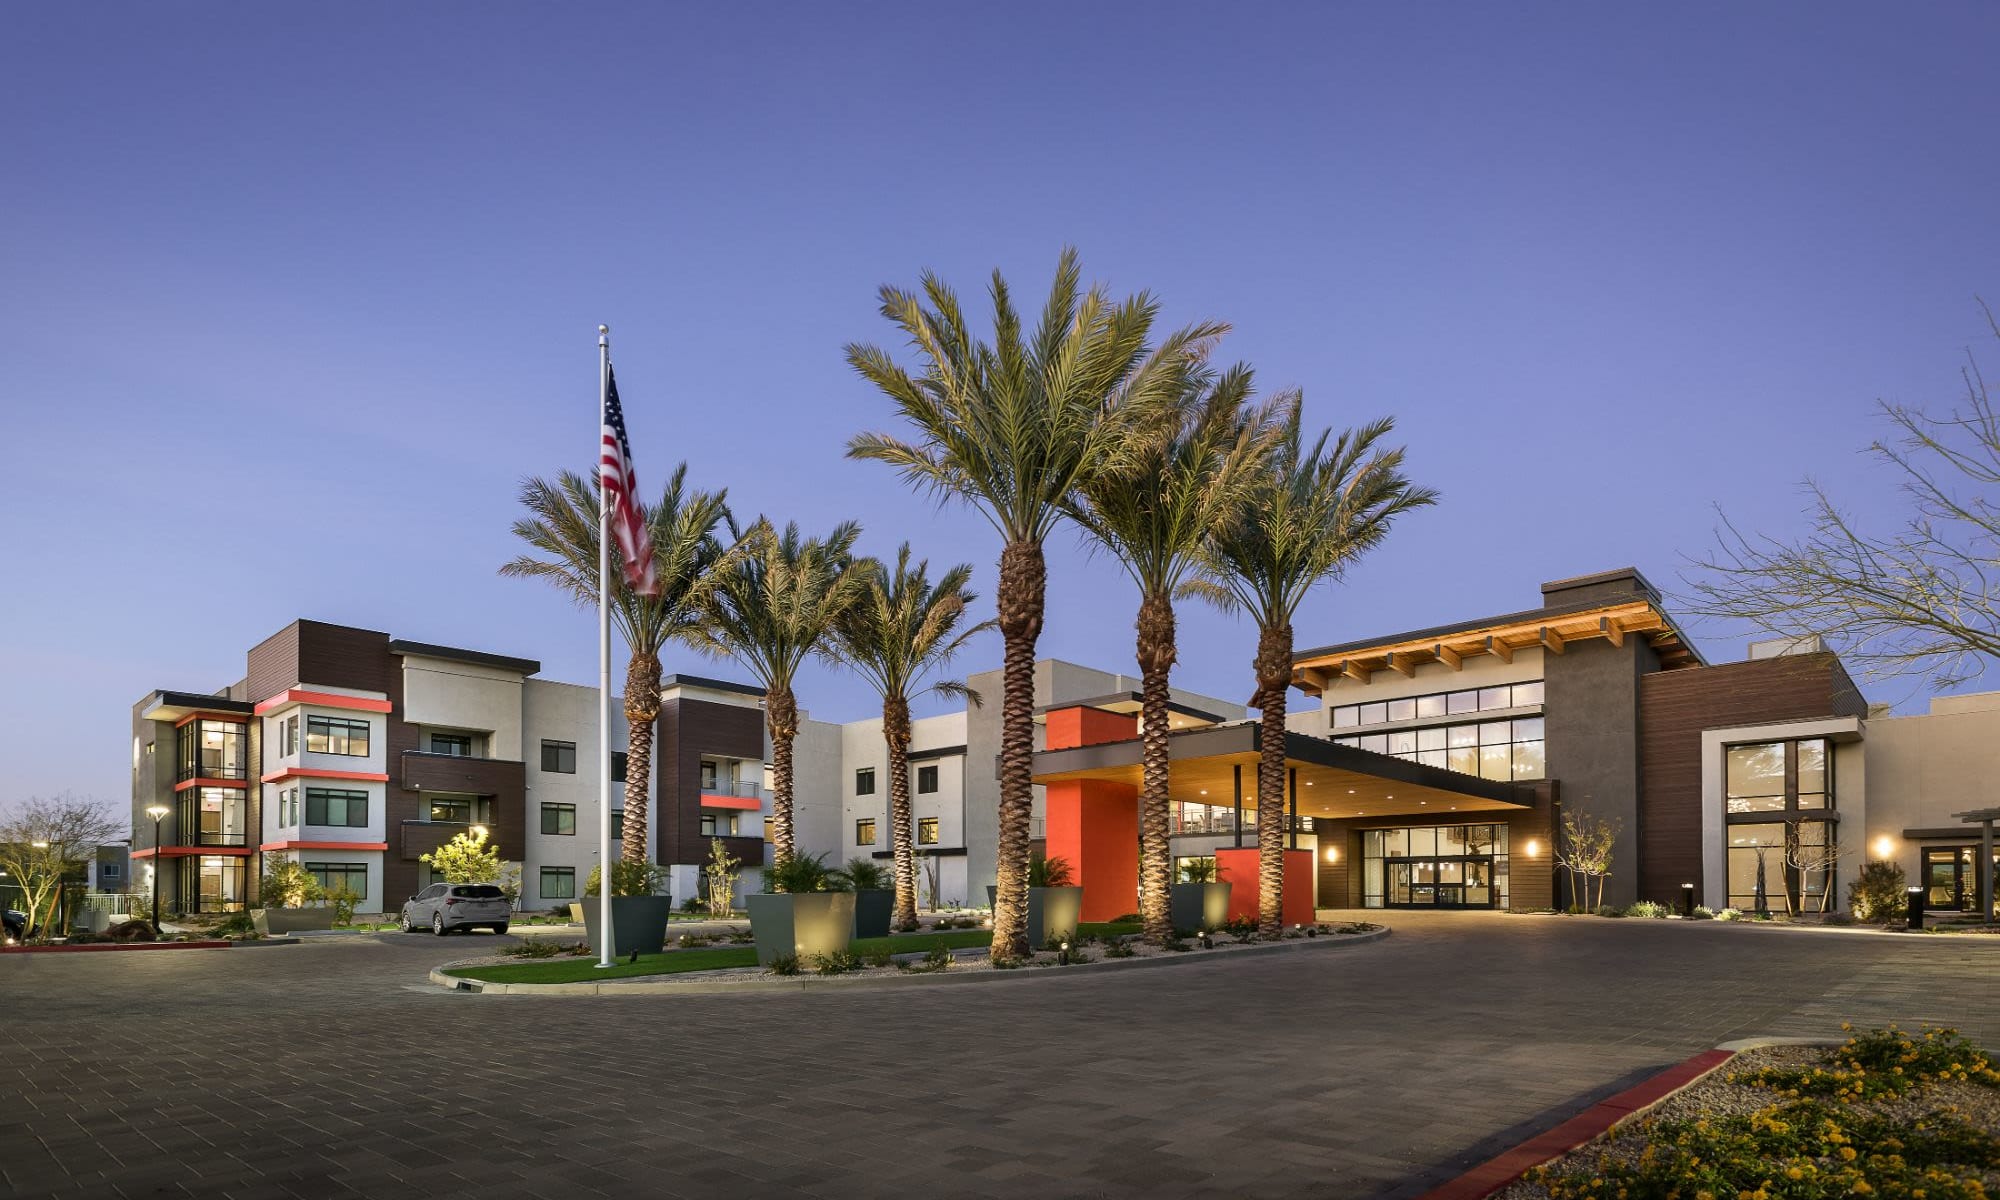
[1637,653,1868,905]
[297,621,398,695]
[658,697,765,867]
[245,622,303,703]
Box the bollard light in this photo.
[1907,885,1926,931]
[1681,882,1695,919]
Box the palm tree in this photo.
[501,465,736,866]
[1197,411,1435,935]
[1068,364,1287,942]
[846,247,1222,960]
[833,545,993,931]
[688,518,868,865]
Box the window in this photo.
[306,716,370,757]
[305,861,367,900]
[611,751,628,783]
[100,862,122,880]
[428,796,491,824]
[176,718,246,781]
[699,814,717,837]
[855,768,875,795]
[429,733,471,756]
[1330,681,1544,730]
[304,788,368,828]
[541,803,576,836]
[1360,823,1512,910]
[541,740,576,773]
[277,786,300,826]
[856,818,877,846]
[917,765,939,794]
[610,810,624,840]
[540,867,576,899]
[281,715,298,756]
[1334,714,1546,781]
[918,818,939,845]
[701,760,718,789]
[1723,737,1837,913]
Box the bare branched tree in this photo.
[1683,303,2000,689]
[0,793,123,941]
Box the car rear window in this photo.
[454,885,506,899]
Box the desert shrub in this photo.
[1716,907,1744,921]
[763,853,836,895]
[501,940,561,959]
[860,945,894,969]
[585,861,669,899]
[766,954,801,976]
[211,912,257,937]
[1595,905,1626,918]
[63,931,106,945]
[677,933,712,948]
[327,887,360,926]
[1161,933,1192,952]
[108,919,156,942]
[836,858,889,891]
[1625,900,1670,919]
[1851,860,1909,923]
[680,896,703,913]
[1102,935,1136,958]
[1737,1025,2000,1103]
[813,949,862,976]
[1691,905,1716,920]
[899,944,953,973]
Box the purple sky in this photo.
[4,5,1998,811]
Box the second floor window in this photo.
[280,715,298,756]
[541,803,576,836]
[855,818,876,846]
[612,751,628,783]
[610,809,625,840]
[700,814,717,837]
[429,733,472,756]
[307,716,370,757]
[542,740,576,774]
[855,768,875,795]
[917,765,939,794]
[541,866,576,899]
[429,796,491,824]
[918,818,939,845]
[305,788,368,828]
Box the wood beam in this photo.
[1298,667,1332,694]
[1433,643,1462,671]
[1343,660,1373,684]
[1486,636,1514,664]
[1540,626,1566,655]
[1599,616,1624,648]
[1384,652,1415,678]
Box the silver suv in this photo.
[401,883,512,935]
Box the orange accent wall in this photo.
[698,793,762,811]
[1044,706,1138,750]
[173,777,249,792]
[253,689,393,716]
[1045,777,1139,922]
[260,767,390,784]
[1216,848,1316,927]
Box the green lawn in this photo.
[444,922,1140,985]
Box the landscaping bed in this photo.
[441,919,1381,986]
[1496,1026,2000,1199]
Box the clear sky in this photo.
[3,4,1998,810]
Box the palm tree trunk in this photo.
[990,538,1044,962]
[1137,592,1177,944]
[767,685,799,866]
[885,693,918,931]
[621,651,663,866]
[1254,620,1293,937]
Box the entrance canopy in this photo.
[1031,723,1537,821]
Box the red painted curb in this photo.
[0,940,233,954]
[1412,1047,1736,1200]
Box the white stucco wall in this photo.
[401,656,526,759]
[521,678,631,908]
[1857,692,2000,894]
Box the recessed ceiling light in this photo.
[1199,789,1207,795]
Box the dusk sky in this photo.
[4,4,1997,810]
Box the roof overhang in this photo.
[1292,598,1703,696]
[1034,692,1231,730]
[139,691,253,724]
[1031,724,1537,820]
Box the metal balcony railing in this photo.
[701,779,764,800]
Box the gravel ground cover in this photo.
[1497,1026,2000,1199]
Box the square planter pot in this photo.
[581,896,674,958]
[1170,882,1232,933]
[988,885,1085,950]
[746,892,856,966]
[252,907,336,936]
[851,889,895,939]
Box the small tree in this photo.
[420,826,504,885]
[258,855,325,910]
[1850,859,1909,922]
[0,793,123,940]
[1556,809,1619,912]
[1784,821,1847,913]
[704,837,741,917]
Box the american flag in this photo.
[600,366,659,596]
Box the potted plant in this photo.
[833,857,894,938]
[251,855,336,935]
[581,860,673,957]
[746,853,855,966]
[987,853,1083,951]
[1170,856,1231,934]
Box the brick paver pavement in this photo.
[4,912,1998,1199]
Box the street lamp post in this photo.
[146,805,170,936]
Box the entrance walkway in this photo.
[4,912,1997,1198]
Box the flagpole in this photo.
[596,323,615,971]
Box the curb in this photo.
[430,926,1391,996]
[1413,1036,1845,1200]
[0,939,235,954]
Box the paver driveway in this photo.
[4,912,1998,1199]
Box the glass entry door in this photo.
[1384,856,1494,909]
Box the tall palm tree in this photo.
[501,465,736,866]
[833,545,993,930]
[688,518,868,865]
[1068,365,1287,942]
[846,248,1222,960]
[1198,411,1436,935]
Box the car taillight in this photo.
[445,898,458,906]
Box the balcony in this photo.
[699,778,764,810]
[401,750,525,797]
[1171,812,1315,837]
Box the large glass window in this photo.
[305,788,369,827]
[1335,714,1545,781]
[1723,738,1836,912]
[1361,823,1511,909]
[1331,681,1542,730]
[176,718,246,781]
[306,716,371,757]
[178,787,247,847]
[305,861,368,900]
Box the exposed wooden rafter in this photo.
[1434,643,1462,671]
[1384,651,1415,678]
[1539,626,1566,655]
[1600,616,1625,647]
[1486,636,1514,664]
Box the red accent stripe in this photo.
[258,840,389,852]
[254,689,393,716]
[173,777,249,792]
[133,846,254,859]
[260,767,389,784]
[699,793,762,811]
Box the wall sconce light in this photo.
[1324,847,1338,864]
[1873,836,1895,860]
[1524,839,1540,857]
